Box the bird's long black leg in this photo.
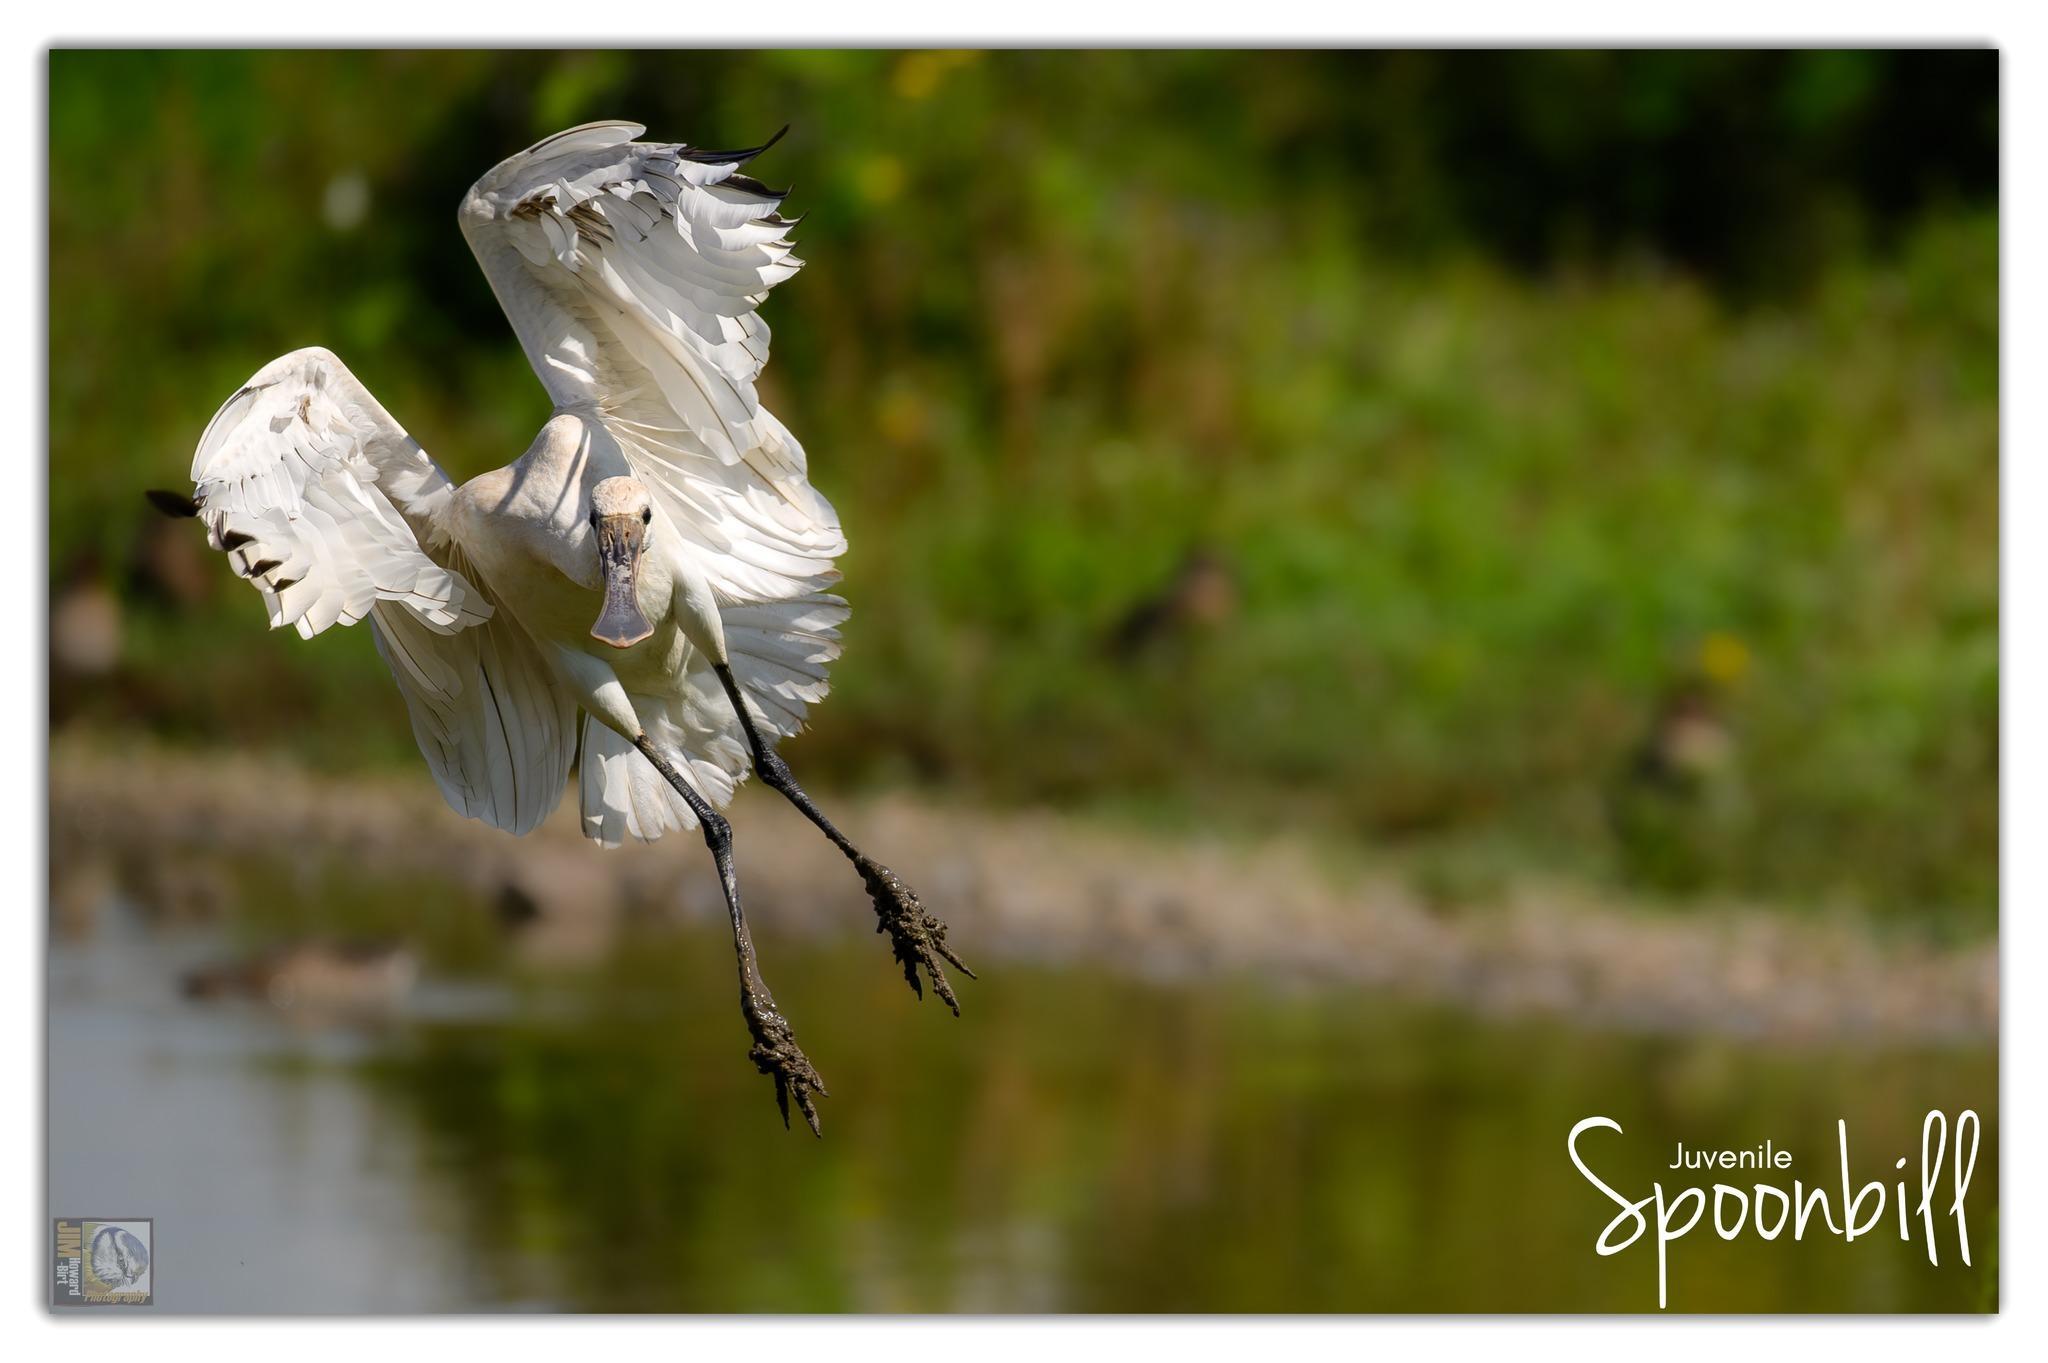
[633,734,826,1135]
[712,662,974,1013]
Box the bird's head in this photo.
[589,476,656,649]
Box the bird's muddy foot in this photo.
[858,855,975,1014]
[745,998,827,1136]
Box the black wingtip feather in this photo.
[680,124,790,167]
[145,488,199,519]
[722,172,791,201]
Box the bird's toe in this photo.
[858,855,974,1014]
[745,1005,828,1136]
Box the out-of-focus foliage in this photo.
[48,50,1997,928]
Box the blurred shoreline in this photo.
[49,735,1994,1046]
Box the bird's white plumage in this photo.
[367,541,581,837]
[191,349,490,637]
[190,125,853,846]
[458,122,851,762]
[458,121,847,606]
[577,680,747,848]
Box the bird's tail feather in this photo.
[577,690,749,848]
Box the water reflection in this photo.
[47,909,485,1311]
[49,850,1997,1313]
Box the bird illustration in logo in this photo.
[89,1226,149,1290]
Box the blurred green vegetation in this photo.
[48,50,1997,930]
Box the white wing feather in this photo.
[192,346,577,836]
[459,124,847,740]
[372,576,578,838]
[191,347,489,637]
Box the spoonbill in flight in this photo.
[159,122,971,1134]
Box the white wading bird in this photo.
[160,122,972,1134]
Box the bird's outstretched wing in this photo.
[459,122,847,737]
[192,346,576,835]
[192,347,487,637]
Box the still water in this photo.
[48,852,1997,1314]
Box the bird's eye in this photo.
[641,507,652,525]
